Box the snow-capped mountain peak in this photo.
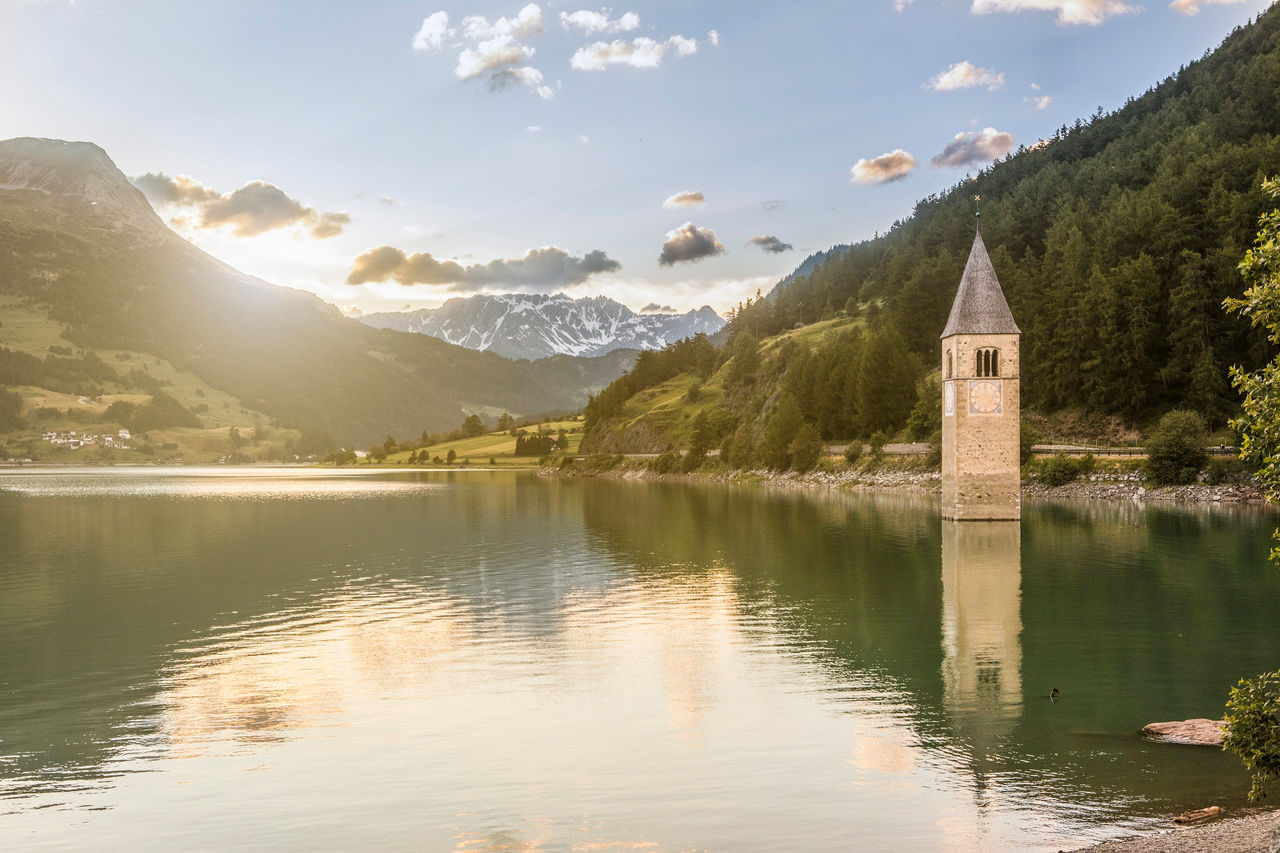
[358,293,725,360]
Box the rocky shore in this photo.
[1072,809,1279,853]
[550,461,1268,506]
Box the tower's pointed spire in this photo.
[941,231,1019,338]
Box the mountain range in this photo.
[0,137,634,445]
[359,294,724,361]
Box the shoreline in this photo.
[1071,809,1279,852]
[545,462,1268,507]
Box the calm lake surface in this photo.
[1,468,1278,852]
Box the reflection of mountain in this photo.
[941,522,1022,761]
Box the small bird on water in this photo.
[1050,688,1060,701]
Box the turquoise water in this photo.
[0,468,1277,851]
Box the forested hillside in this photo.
[584,8,1280,459]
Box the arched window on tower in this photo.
[975,347,1000,377]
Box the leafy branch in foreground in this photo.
[1222,178,1280,799]
[1223,669,1280,801]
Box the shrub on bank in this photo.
[1037,453,1095,487]
[1224,668,1280,802]
[651,450,681,474]
[1145,410,1208,485]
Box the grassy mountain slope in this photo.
[584,8,1280,460]
[0,138,632,447]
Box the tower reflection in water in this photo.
[941,520,1023,761]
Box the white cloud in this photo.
[707,29,720,46]
[526,125,542,132]
[558,9,641,34]
[850,149,918,185]
[668,35,698,56]
[894,0,915,9]
[931,127,1016,167]
[412,11,452,51]
[1030,81,1041,90]
[663,190,705,209]
[571,34,699,70]
[455,35,533,80]
[460,3,544,40]
[579,135,591,144]
[416,4,552,99]
[1026,94,1053,109]
[970,0,1136,25]
[1169,0,1244,13]
[928,60,1005,92]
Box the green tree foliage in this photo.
[103,390,200,434]
[461,415,487,437]
[1223,669,1280,801]
[788,423,824,473]
[1144,410,1209,485]
[762,392,804,470]
[514,433,555,456]
[496,412,515,432]
[905,370,942,441]
[855,326,919,435]
[1227,179,1280,505]
[0,388,23,431]
[323,448,357,465]
[446,448,457,464]
[1222,180,1280,803]
[726,332,761,386]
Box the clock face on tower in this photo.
[968,379,1002,414]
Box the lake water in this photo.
[1,468,1278,852]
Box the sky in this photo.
[0,0,1274,316]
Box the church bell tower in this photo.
[941,228,1021,521]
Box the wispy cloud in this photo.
[928,60,1005,91]
[1169,0,1245,14]
[133,173,349,239]
[571,34,698,70]
[662,190,705,209]
[850,149,918,185]
[559,8,640,34]
[346,245,620,291]
[970,0,1136,25]
[1026,94,1053,109]
[761,199,785,211]
[930,127,1015,168]
[748,235,793,254]
[659,223,725,265]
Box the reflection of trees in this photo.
[581,481,1280,817]
[3,472,1279,823]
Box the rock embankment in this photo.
[551,462,1265,505]
[1023,473,1263,504]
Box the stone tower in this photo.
[941,229,1021,521]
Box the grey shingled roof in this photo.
[940,230,1020,338]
